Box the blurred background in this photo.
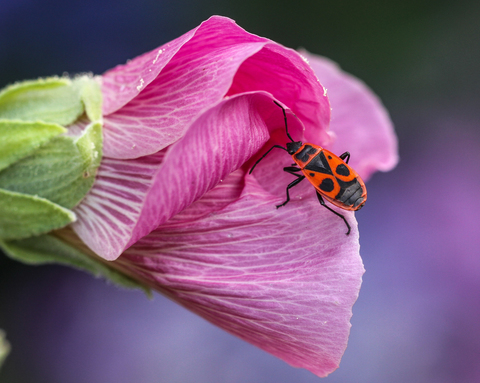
[1,0,479,382]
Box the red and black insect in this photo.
[249,101,367,235]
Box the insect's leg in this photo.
[316,192,351,235]
[277,175,305,208]
[283,166,302,173]
[249,145,288,174]
[339,151,351,164]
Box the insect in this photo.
[249,101,367,235]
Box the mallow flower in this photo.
[0,16,397,377]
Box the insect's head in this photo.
[286,141,303,155]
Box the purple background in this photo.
[1,0,480,382]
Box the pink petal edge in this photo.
[101,16,267,159]
[100,16,331,159]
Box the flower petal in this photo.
[74,92,282,260]
[101,22,198,116]
[101,16,331,160]
[101,16,269,159]
[71,152,165,261]
[300,50,398,180]
[227,44,332,146]
[114,173,364,377]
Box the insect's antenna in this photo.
[273,100,295,143]
[249,145,288,174]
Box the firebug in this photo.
[249,101,367,235]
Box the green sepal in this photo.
[0,189,76,240]
[0,77,84,126]
[75,76,102,122]
[75,121,103,177]
[0,120,66,172]
[0,330,10,371]
[0,234,152,296]
[0,122,103,209]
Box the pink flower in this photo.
[68,16,397,377]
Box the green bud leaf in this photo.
[0,122,103,209]
[0,330,10,371]
[75,121,103,177]
[0,120,66,172]
[0,189,76,240]
[0,77,85,126]
[74,76,103,122]
[0,234,151,295]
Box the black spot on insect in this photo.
[319,178,335,192]
[309,172,315,177]
[305,151,332,175]
[328,155,332,159]
[294,145,317,162]
[336,164,350,177]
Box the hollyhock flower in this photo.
[0,16,397,377]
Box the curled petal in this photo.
[300,50,398,180]
[102,17,267,159]
[101,16,330,159]
[227,44,331,146]
[74,92,280,260]
[72,152,165,261]
[113,174,364,377]
[101,23,198,116]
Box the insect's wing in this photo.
[303,170,341,202]
[322,149,359,183]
